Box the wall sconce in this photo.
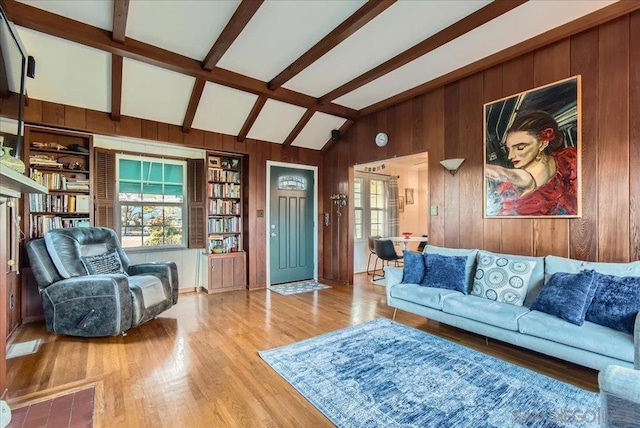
[440,158,465,175]
[330,193,347,206]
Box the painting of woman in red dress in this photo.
[484,77,581,218]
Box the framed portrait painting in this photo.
[483,75,582,218]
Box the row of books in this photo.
[208,199,240,215]
[207,217,241,234]
[29,194,91,213]
[30,215,90,239]
[207,168,240,183]
[208,235,241,253]
[29,169,90,191]
[207,182,240,198]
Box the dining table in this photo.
[384,236,428,251]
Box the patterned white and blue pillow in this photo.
[472,253,536,306]
[81,250,127,276]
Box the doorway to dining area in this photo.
[352,153,429,275]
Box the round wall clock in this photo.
[375,132,388,147]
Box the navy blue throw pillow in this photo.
[421,253,467,293]
[401,251,425,284]
[585,273,640,334]
[530,270,597,325]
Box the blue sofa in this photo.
[385,245,640,371]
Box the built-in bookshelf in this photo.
[23,125,93,239]
[205,152,246,294]
[206,153,243,254]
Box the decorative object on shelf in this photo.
[405,188,414,205]
[440,158,465,175]
[208,156,220,167]
[0,146,26,173]
[330,193,347,206]
[402,232,413,239]
[375,132,388,147]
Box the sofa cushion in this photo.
[389,283,462,310]
[128,275,167,308]
[401,251,425,284]
[421,253,467,293]
[545,255,640,280]
[424,245,478,291]
[442,295,530,331]
[475,250,544,307]
[81,250,127,276]
[585,273,640,334]
[471,252,536,306]
[530,270,597,326]
[519,310,634,362]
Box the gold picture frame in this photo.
[483,75,582,218]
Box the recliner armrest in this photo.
[43,275,131,303]
[128,262,179,304]
[41,275,133,336]
[599,365,640,405]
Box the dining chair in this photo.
[366,235,381,276]
[372,239,403,281]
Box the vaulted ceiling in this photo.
[1,0,633,151]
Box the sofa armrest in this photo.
[599,365,640,405]
[384,266,403,288]
[41,275,132,336]
[635,312,640,369]
[128,262,179,304]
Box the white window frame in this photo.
[116,154,188,250]
[354,172,389,241]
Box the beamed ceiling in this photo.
[1,0,637,151]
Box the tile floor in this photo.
[7,387,94,428]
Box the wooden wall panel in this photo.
[411,97,425,153]
[570,27,599,261]
[630,11,640,261]
[443,83,460,248]
[394,100,413,157]
[532,40,570,257]
[598,16,630,262]
[115,115,142,139]
[42,102,64,126]
[323,11,639,282]
[500,54,534,256]
[457,73,484,250]
[424,89,445,246]
[482,65,503,252]
[23,98,42,123]
[64,105,86,130]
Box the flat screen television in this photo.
[0,5,27,158]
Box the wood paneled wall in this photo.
[0,98,323,290]
[323,12,640,284]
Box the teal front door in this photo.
[269,165,314,285]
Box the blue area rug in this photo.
[269,280,331,295]
[259,318,599,427]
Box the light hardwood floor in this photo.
[6,274,598,427]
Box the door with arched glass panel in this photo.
[269,165,315,284]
